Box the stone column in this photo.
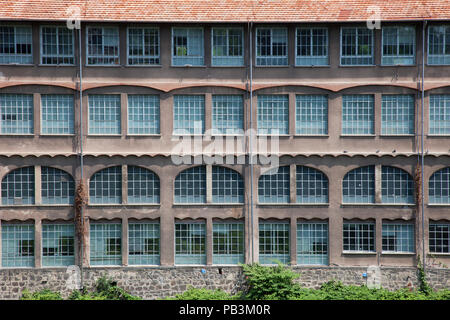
[34,165,41,205]
[375,164,382,203]
[206,217,213,265]
[122,164,128,204]
[122,216,128,266]
[290,217,297,265]
[34,219,42,268]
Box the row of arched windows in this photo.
[1,165,449,205]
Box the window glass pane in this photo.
[87,27,119,65]
[172,28,204,66]
[1,166,35,205]
[0,26,32,64]
[258,166,290,203]
[175,222,206,264]
[212,28,243,66]
[128,94,160,134]
[295,95,328,135]
[212,166,244,203]
[257,95,289,135]
[381,166,414,204]
[429,167,450,204]
[296,28,328,66]
[256,28,288,66]
[297,222,328,265]
[90,223,122,265]
[127,166,160,204]
[173,95,205,135]
[41,26,74,65]
[428,25,450,65]
[382,27,415,65]
[342,166,375,203]
[343,222,375,252]
[42,224,75,266]
[342,95,374,135]
[382,223,414,253]
[128,222,160,265]
[429,223,450,253]
[174,166,206,203]
[429,95,450,135]
[41,167,75,204]
[341,27,373,65]
[1,224,34,267]
[296,166,328,204]
[127,27,160,65]
[212,95,243,135]
[213,222,244,264]
[88,94,121,134]
[0,94,33,134]
[89,166,122,204]
[259,222,290,264]
[41,94,74,134]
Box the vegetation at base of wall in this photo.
[20,276,141,300]
[168,263,450,300]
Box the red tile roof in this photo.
[0,0,448,22]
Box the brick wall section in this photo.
[0,266,449,300]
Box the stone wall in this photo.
[0,266,449,300]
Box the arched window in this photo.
[1,166,35,205]
[381,166,414,204]
[429,167,450,204]
[342,165,375,203]
[127,166,160,204]
[212,166,244,203]
[174,166,206,204]
[296,166,328,204]
[41,167,75,204]
[258,166,290,203]
[89,166,122,204]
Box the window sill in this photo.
[37,64,75,67]
[126,134,161,137]
[85,64,121,67]
[294,64,330,68]
[427,253,450,256]
[254,65,289,68]
[0,134,34,137]
[257,203,329,207]
[340,134,376,138]
[341,203,415,207]
[380,63,416,67]
[379,134,415,137]
[39,134,75,137]
[427,135,450,137]
[87,134,122,137]
[210,65,245,68]
[427,204,450,207]
[381,252,415,256]
[88,203,160,207]
[170,65,206,68]
[294,134,329,137]
[125,64,161,68]
[256,134,290,137]
[0,63,34,66]
[342,251,377,255]
[173,203,244,206]
[339,64,375,67]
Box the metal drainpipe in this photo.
[421,20,427,271]
[248,21,254,264]
[78,24,85,289]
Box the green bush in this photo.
[69,276,141,300]
[21,289,63,300]
[240,262,303,300]
[168,286,234,300]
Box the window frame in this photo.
[88,166,122,205]
[174,220,207,265]
[171,27,205,67]
[381,94,415,136]
[381,26,416,66]
[342,165,376,204]
[127,94,160,135]
[172,94,205,136]
[211,27,244,67]
[429,94,450,136]
[427,25,450,65]
[342,221,376,253]
[295,27,329,66]
[340,26,374,66]
[258,221,290,265]
[381,222,415,254]
[40,94,75,135]
[257,94,289,135]
[1,223,35,267]
[0,93,34,135]
[295,94,329,135]
[40,25,75,66]
[89,222,122,266]
[255,27,288,66]
[126,26,160,66]
[258,166,290,204]
[212,221,245,265]
[87,94,121,135]
[128,221,160,265]
[341,94,375,136]
[41,223,75,267]
[429,167,450,205]
[429,222,450,254]
[0,24,33,65]
[296,221,329,265]
[86,26,120,66]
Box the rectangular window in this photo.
[297,222,328,265]
[127,27,160,65]
[259,221,290,264]
[256,28,288,66]
[0,25,33,64]
[88,94,121,135]
[1,224,34,267]
[41,94,74,134]
[340,27,374,65]
[257,95,289,135]
[213,222,244,264]
[128,222,160,265]
[382,26,415,65]
[342,95,374,135]
[212,27,244,66]
[40,26,74,65]
[127,94,160,134]
[343,221,375,252]
[87,27,119,65]
[90,223,122,266]
[382,223,414,253]
[296,28,328,66]
[42,224,75,266]
[212,95,244,135]
[428,25,450,65]
[429,94,450,135]
[381,95,415,135]
[172,28,204,66]
[0,93,33,134]
[173,95,205,135]
[295,95,328,135]
[175,221,206,265]
[429,223,450,254]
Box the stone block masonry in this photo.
[0,266,449,300]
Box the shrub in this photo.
[240,262,303,300]
[21,289,63,300]
[69,276,141,300]
[168,286,234,300]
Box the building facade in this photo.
[0,1,449,275]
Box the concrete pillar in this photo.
[121,93,128,137]
[206,164,212,203]
[122,164,128,204]
[33,93,40,135]
[375,164,382,203]
[289,93,296,136]
[122,216,128,266]
[290,164,296,203]
[206,217,213,265]
[84,218,90,267]
[34,219,42,268]
[34,165,41,205]
[204,93,212,134]
[290,218,297,265]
